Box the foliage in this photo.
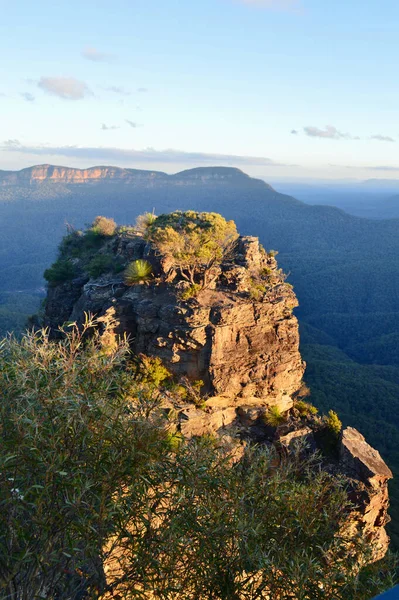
[0,321,396,598]
[43,258,76,286]
[0,311,167,599]
[295,400,318,416]
[124,259,153,285]
[135,211,157,234]
[180,283,202,300]
[86,254,115,278]
[326,409,343,436]
[263,405,286,427]
[136,354,171,388]
[249,282,267,301]
[90,216,117,237]
[146,211,238,288]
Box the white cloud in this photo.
[82,47,113,62]
[304,125,359,140]
[1,139,294,168]
[38,77,92,100]
[101,124,120,131]
[125,120,138,128]
[370,134,395,143]
[20,92,35,102]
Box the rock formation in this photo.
[43,224,393,562]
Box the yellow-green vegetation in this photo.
[263,404,287,427]
[295,400,318,417]
[249,282,267,301]
[179,283,202,300]
[124,259,153,285]
[135,211,157,234]
[146,210,238,289]
[136,354,171,387]
[326,409,343,436]
[90,215,117,237]
[0,316,396,599]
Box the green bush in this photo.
[295,400,318,416]
[263,405,286,427]
[125,259,153,285]
[137,355,171,388]
[43,259,76,286]
[326,409,342,436]
[146,211,238,288]
[249,282,267,301]
[86,254,115,278]
[0,319,396,598]
[180,283,202,300]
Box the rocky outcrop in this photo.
[45,233,304,414]
[43,227,393,561]
[339,427,392,561]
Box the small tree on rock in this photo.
[146,211,238,289]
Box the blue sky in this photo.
[2,0,399,180]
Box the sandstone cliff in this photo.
[0,164,270,187]
[43,225,393,562]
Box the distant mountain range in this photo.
[0,164,268,187]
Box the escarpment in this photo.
[43,218,393,562]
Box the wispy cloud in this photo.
[125,120,139,128]
[291,129,298,135]
[304,125,359,140]
[20,92,35,102]
[38,77,92,100]
[137,87,148,93]
[82,47,114,62]
[237,0,301,11]
[370,134,395,142]
[367,165,399,171]
[105,86,131,96]
[1,139,294,168]
[101,124,120,131]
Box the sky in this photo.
[2,0,399,181]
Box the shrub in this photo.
[124,259,153,285]
[86,254,115,278]
[0,323,395,598]
[295,400,318,417]
[268,249,278,258]
[137,355,171,388]
[135,212,157,234]
[249,282,267,301]
[263,405,286,427]
[326,409,342,436]
[164,431,183,453]
[146,211,238,288]
[180,283,202,300]
[90,216,117,237]
[43,259,76,286]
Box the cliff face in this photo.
[0,164,269,187]
[46,234,304,413]
[44,228,393,562]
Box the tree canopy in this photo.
[146,211,239,288]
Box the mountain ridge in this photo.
[0,164,271,188]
